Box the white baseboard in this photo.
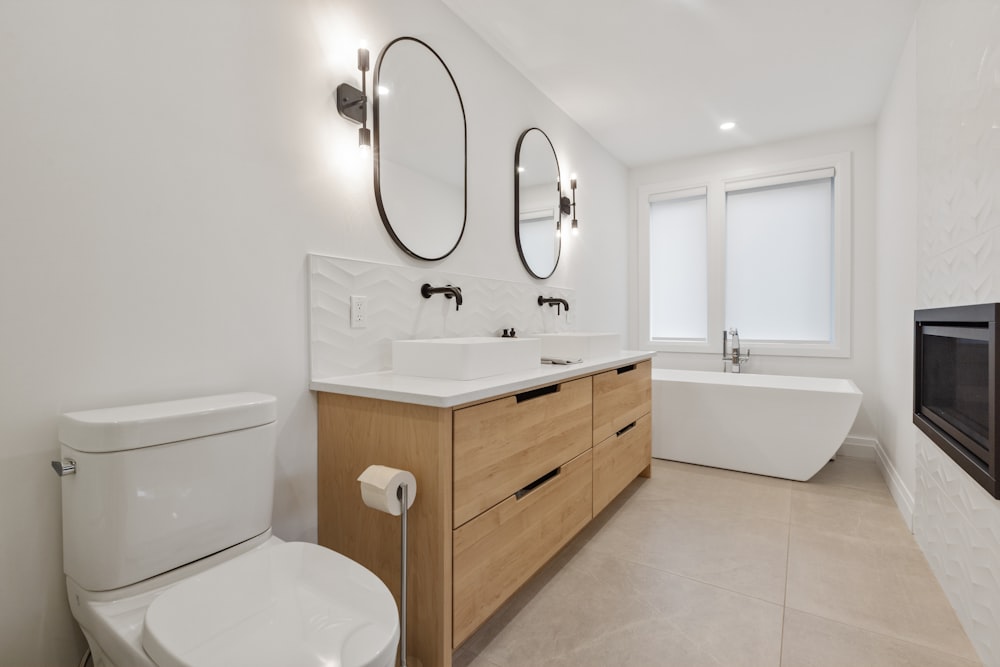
[837,435,878,460]
[874,440,915,530]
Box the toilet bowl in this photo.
[55,393,399,667]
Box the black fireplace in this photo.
[914,303,1000,498]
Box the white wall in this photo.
[874,24,918,518]
[0,0,628,663]
[628,126,879,439]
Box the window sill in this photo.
[643,340,850,359]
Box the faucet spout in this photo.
[537,296,570,316]
[421,283,463,311]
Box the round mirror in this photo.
[515,128,562,279]
[374,37,467,261]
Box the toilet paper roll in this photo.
[357,465,417,516]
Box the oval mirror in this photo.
[515,128,562,279]
[374,37,467,261]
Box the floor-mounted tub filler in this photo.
[651,369,863,481]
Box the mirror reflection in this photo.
[374,37,467,261]
[515,128,562,279]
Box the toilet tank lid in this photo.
[58,393,277,453]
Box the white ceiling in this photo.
[441,0,919,167]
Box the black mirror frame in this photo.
[373,36,468,262]
[514,127,563,280]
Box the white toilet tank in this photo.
[57,393,278,592]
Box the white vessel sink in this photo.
[534,332,620,361]
[392,337,541,380]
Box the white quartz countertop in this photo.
[310,351,654,408]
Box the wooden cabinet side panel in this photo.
[593,360,652,443]
[317,393,453,667]
[453,377,593,527]
[593,413,652,515]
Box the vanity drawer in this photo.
[592,360,651,443]
[593,413,651,515]
[453,376,592,528]
[452,449,593,646]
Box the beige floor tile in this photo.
[467,548,783,667]
[780,609,981,667]
[653,458,796,491]
[452,647,503,667]
[790,485,912,545]
[633,460,793,523]
[805,456,892,498]
[583,490,790,603]
[785,524,978,661]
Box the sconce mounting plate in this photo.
[336,83,366,124]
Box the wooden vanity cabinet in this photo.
[593,360,652,443]
[317,360,651,667]
[453,449,593,645]
[453,377,592,527]
[593,414,652,515]
[592,360,653,514]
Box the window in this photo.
[637,154,851,357]
[649,188,707,340]
[725,172,833,342]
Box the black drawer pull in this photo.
[616,421,637,437]
[616,364,637,374]
[516,384,559,403]
[515,467,561,499]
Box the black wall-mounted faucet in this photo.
[538,296,570,316]
[421,283,463,311]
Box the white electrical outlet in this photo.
[350,295,368,329]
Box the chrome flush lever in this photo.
[51,458,76,476]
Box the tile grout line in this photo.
[778,491,793,667]
[588,545,787,608]
[785,608,983,666]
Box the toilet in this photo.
[55,392,399,667]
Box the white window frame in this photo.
[637,152,852,358]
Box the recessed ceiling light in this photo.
[719,121,736,131]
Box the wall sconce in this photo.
[336,44,371,152]
[570,174,578,236]
[558,175,579,236]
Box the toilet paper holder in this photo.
[358,465,418,667]
[397,482,411,667]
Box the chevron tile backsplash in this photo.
[308,254,575,380]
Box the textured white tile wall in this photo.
[914,2,1000,664]
[915,437,1000,666]
[308,254,575,379]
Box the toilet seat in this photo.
[142,541,399,667]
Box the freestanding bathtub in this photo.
[651,369,863,481]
